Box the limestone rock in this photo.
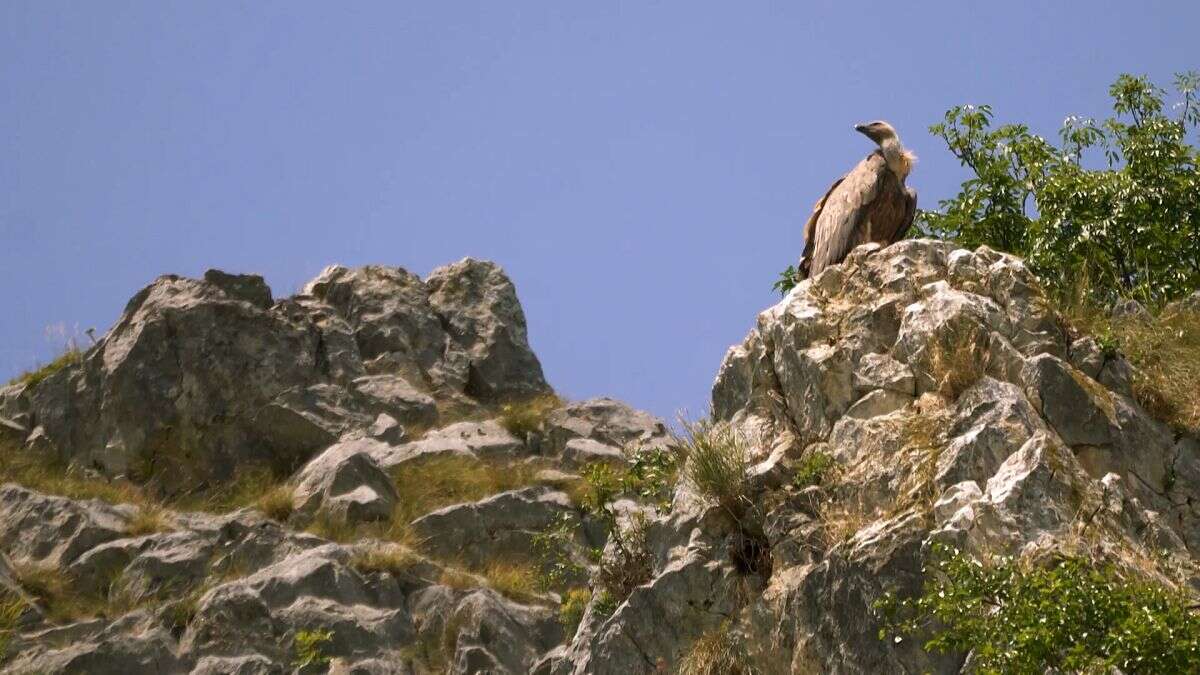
[292,443,400,524]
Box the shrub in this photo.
[532,512,588,591]
[292,628,334,668]
[920,72,1200,306]
[482,562,541,603]
[498,393,562,437]
[390,456,540,530]
[877,544,1200,674]
[593,511,654,604]
[559,588,591,637]
[792,449,836,489]
[772,265,800,296]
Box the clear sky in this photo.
[2,2,1196,422]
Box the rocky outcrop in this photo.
[552,240,1200,674]
[4,244,1198,674]
[5,259,549,494]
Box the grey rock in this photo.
[561,438,626,469]
[844,389,912,420]
[292,443,400,524]
[366,413,405,445]
[425,258,550,402]
[412,487,576,567]
[202,269,273,309]
[1021,354,1115,447]
[545,398,670,457]
[0,485,131,565]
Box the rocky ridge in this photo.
[0,242,1198,673]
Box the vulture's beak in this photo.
[854,123,870,135]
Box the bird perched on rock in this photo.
[798,121,917,279]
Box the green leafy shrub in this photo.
[920,72,1200,306]
[532,512,588,591]
[772,265,800,296]
[792,449,836,489]
[877,544,1200,674]
[293,628,335,668]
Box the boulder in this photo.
[292,443,400,525]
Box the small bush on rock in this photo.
[680,420,753,521]
[877,544,1200,674]
[792,449,837,489]
[679,620,760,675]
[292,628,334,668]
[11,347,82,387]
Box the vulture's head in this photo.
[853,120,899,146]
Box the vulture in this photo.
[798,121,917,279]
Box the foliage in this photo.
[559,588,591,637]
[623,443,682,512]
[877,544,1200,674]
[292,628,335,668]
[481,562,541,603]
[11,347,82,387]
[390,456,540,531]
[498,393,562,437]
[532,512,588,591]
[792,449,836,489]
[772,265,800,296]
[920,72,1200,306]
[592,510,654,604]
[254,484,295,522]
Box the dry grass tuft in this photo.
[481,562,542,603]
[927,322,989,401]
[390,456,541,529]
[9,560,109,623]
[0,441,154,509]
[679,419,753,518]
[350,546,422,579]
[124,504,174,536]
[1067,304,1200,433]
[497,393,563,437]
[254,484,295,522]
[679,620,762,675]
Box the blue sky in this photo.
[2,2,1196,422]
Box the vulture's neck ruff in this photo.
[879,137,915,181]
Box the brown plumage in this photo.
[799,121,917,279]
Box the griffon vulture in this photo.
[798,121,917,279]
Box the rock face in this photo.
[550,241,1200,674]
[4,243,1199,674]
[5,259,549,494]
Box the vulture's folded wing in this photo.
[799,176,845,278]
[809,153,887,276]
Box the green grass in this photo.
[679,419,753,519]
[10,348,82,387]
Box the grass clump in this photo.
[11,348,82,387]
[679,620,759,675]
[9,561,108,624]
[877,544,1200,674]
[497,393,562,437]
[559,588,591,637]
[390,456,540,530]
[254,484,295,522]
[124,504,173,536]
[679,420,753,519]
[0,591,24,662]
[481,562,541,603]
[350,546,422,579]
[1065,302,1200,433]
[292,628,334,668]
[0,440,154,509]
[927,322,989,401]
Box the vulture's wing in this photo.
[798,177,845,278]
[890,186,918,244]
[807,153,888,277]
